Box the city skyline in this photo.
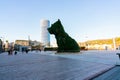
[0,0,120,43]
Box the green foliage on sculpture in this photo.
[48,19,80,52]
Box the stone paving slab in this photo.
[93,66,120,80]
[0,53,114,80]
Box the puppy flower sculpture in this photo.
[48,19,80,52]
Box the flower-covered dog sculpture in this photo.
[48,19,80,52]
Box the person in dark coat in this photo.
[14,50,17,55]
[25,49,28,53]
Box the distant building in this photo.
[15,40,29,46]
[50,42,58,47]
[5,40,9,51]
[15,40,30,51]
[30,40,41,46]
[40,19,50,47]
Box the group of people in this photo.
[8,49,29,55]
[8,49,17,55]
[22,49,29,53]
[7,48,44,55]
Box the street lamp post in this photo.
[113,37,116,50]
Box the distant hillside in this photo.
[78,37,120,49]
[86,37,120,44]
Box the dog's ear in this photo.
[58,19,61,22]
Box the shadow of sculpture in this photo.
[48,19,80,52]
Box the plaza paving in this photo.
[0,50,120,80]
[93,66,120,80]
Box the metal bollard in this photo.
[116,53,120,60]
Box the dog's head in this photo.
[48,19,65,35]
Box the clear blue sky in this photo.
[0,0,120,43]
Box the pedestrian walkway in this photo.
[0,50,119,80]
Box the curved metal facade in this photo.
[40,19,50,47]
